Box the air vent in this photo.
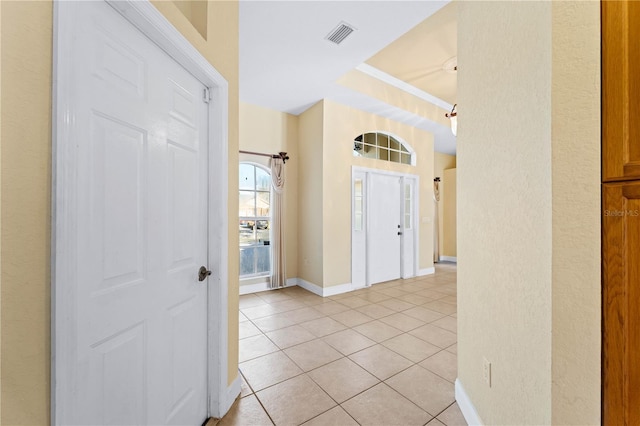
[325,22,356,45]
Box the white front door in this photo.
[368,174,402,284]
[63,2,209,424]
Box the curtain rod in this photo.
[239,150,290,164]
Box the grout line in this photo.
[249,389,277,426]
[237,271,458,426]
[429,400,459,425]
[238,370,256,397]
[372,382,435,422]
[414,348,458,385]
[248,367,306,394]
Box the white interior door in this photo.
[368,174,402,284]
[63,2,209,424]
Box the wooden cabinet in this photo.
[602,0,640,181]
[602,1,640,424]
[602,182,640,425]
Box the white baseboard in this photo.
[296,278,323,296]
[323,282,354,297]
[455,379,483,426]
[219,374,241,419]
[418,267,436,276]
[297,279,354,297]
[286,277,298,287]
[241,277,355,298]
[239,277,297,295]
[440,256,457,263]
[239,279,270,295]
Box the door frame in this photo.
[351,167,419,287]
[51,1,231,423]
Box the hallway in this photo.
[222,264,465,425]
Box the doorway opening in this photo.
[352,167,419,288]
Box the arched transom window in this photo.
[353,132,414,165]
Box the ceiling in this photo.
[239,1,457,153]
[365,2,457,105]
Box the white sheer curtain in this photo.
[269,158,286,288]
[433,179,440,263]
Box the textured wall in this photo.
[171,1,207,39]
[239,102,299,283]
[0,3,3,421]
[457,1,601,424]
[1,2,53,424]
[457,2,553,424]
[442,168,456,258]
[297,101,325,286]
[550,2,601,424]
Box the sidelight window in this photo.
[354,179,364,231]
[404,183,412,229]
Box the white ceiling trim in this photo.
[356,63,454,112]
[326,85,457,155]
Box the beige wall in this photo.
[297,101,324,285]
[442,168,456,258]
[172,1,207,39]
[323,100,435,287]
[0,3,3,420]
[0,2,239,424]
[2,3,54,424]
[458,2,553,424]
[550,2,601,423]
[434,152,456,258]
[239,102,299,282]
[458,1,600,425]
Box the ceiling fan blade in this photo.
[403,56,457,83]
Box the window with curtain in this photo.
[239,163,271,277]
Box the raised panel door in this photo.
[68,2,209,424]
[602,181,640,425]
[602,0,640,181]
[368,174,402,285]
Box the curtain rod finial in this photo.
[278,152,290,164]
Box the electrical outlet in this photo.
[483,358,492,387]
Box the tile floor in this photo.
[221,263,466,426]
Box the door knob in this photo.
[398,231,403,235]
[198,266,212,282]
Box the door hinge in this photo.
[203,87,212,103]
